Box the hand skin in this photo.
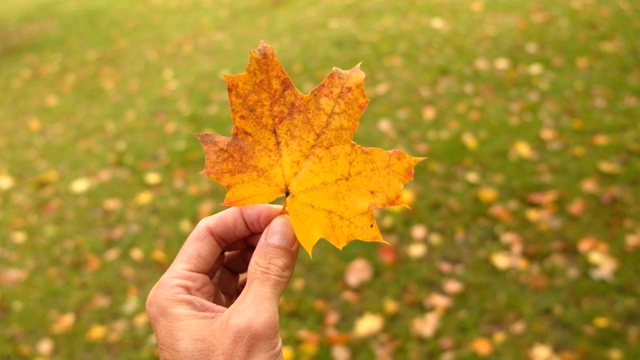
[146,205,299,359]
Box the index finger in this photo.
[172,205,282,274]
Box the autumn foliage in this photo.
[196,43,422,254]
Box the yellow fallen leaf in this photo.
[528,342,559,360]
[36,337,55,357]
[282,345,295,360]
[461,132,479,150]
[0,172,15,191]
[10,231,27,244]
[151,249,168,265]
[143,171,163,185]
[476,186,499,204]
[35,169,59,186]
[383,298,399,315]
[593,316,610,328]
[86,324,107,341]
[422,105,437,121]
[28,117,43,132]
[128,247,144,262]
[490,251,511,271]
[511,139,535,160]
[132,312,149,329]
[69,177,92,194]
[406,242,428,259]
[352,312,384,338]
[134,190,154,205]
[597,160,621,175]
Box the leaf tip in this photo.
[413,156,428,164]
[253,41,273,58]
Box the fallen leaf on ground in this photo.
[69,177,92,194]
[490,251,529,271]
[410,223,428,241]
[0,267,28,285]
[626,232,640,251]
[406,242,428,259]
[511,139,536,160]
[442,278,465,295]
[411,311,440,339]
[377,244,397,265]
[51,312,76,334]
[567,197,587,217]
[196,43,423,254]
[424,292,453,310]
[586,250,618,282]
[36,337,55,357]
[469,337,493,357]
[331,345,351,360]
[86,324,107,341]
[352,312,384,338]
[476,186,499,203]
[528,343,560,360]
[344,257,373,289]
[0,172,15,190]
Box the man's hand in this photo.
[146,205,299,359]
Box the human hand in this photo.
[146,205,299,359]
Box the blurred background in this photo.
[1,0,639,358]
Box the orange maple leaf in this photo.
[196,43,423,255]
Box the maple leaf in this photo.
[196,43,423,255]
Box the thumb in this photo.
[237,215,299,311]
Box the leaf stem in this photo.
[282,196,288,214]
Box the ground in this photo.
[0,0,639,359]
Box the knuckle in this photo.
[145,281,169,321]
[250,250,292,284]
[228,312,277,339]
[145,287,161,318]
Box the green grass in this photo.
[1,0,639,358]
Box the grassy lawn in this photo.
[1,0,639,358]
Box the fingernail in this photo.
[266,215,296,249]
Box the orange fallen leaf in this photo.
[86,324,107,341]
[469,337,493,357]
[567,197,587,217]
[0,267,28,285]
[488,203,513,222]
[51,312,76,334]
[525,190,559,206]
[197,43,423,254]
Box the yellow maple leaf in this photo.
[196,43,423,254]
